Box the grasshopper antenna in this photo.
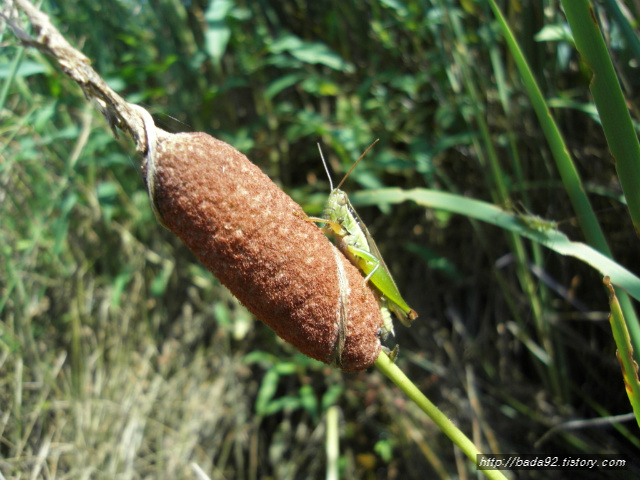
[336,138,380,190]
[317,143,334,191]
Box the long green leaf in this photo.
[352,188,640,303]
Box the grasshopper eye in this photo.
[336,192,348,206]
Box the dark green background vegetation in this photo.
[1,0,639,478]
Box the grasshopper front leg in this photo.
[298,213,347,238]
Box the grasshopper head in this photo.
[323,189,348,216]
[320,189,350,236]
[333,189,348,207]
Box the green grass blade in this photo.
[0,46,25,112]
[561,1,640,238]
[486,0,610,257]
[560,0,640,360]
[487,0,640,362]
[604,278,640,428]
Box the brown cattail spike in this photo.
[142,127,383,372]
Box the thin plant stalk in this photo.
[375,353,510,480]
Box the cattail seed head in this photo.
[144,131,383,372]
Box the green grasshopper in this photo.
[307,140,418,340]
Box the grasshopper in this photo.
[307,140,418,340]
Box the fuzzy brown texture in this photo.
[146,132,383,372]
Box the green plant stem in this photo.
[375,353,509,480]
